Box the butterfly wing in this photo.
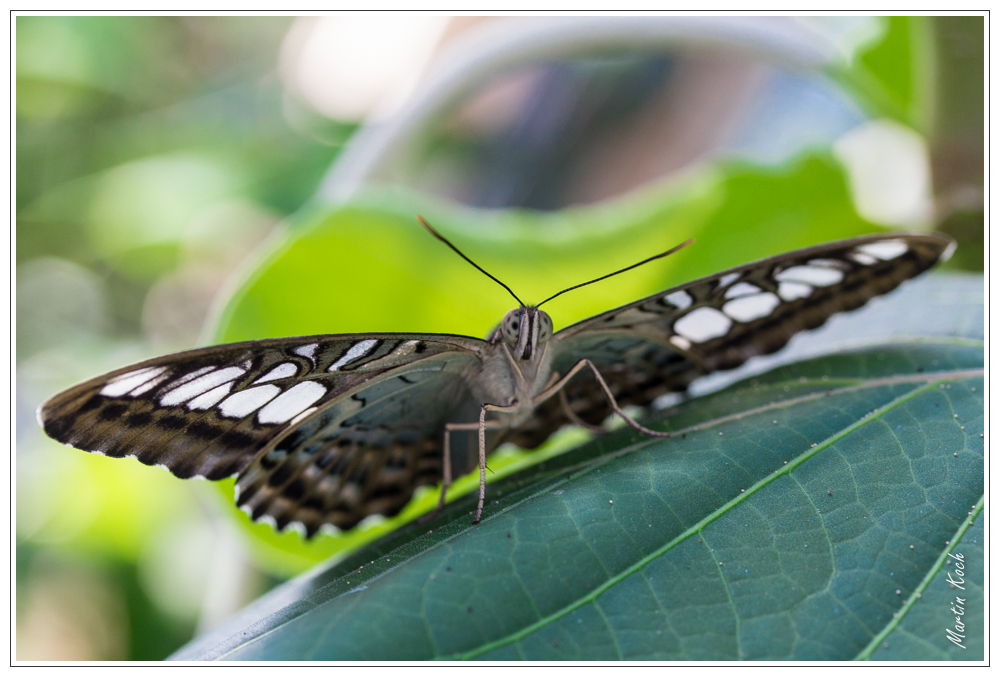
[506,233,955,448]
[39,333,486,534]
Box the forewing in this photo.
[39,334,484,492]
[507,233,955,448]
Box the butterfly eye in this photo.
[536,311,553,343]
[501,309,521,345]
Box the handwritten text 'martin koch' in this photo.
[944,552,967,650]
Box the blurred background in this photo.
[15,15,983,660]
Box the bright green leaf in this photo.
[831,16,935,131]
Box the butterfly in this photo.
[38,222,955,537]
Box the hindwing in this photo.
[505,233,955,448]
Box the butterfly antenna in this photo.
[417,215,524,307]
[537,238,695,308]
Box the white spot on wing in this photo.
[290,406,318,425]
[662,291,693,309]
[777,281,812,301]
[161,366,246,406]
[257,382,327,424]
[674,307,733,342]
[163,366,215,391]
[257,514,278,529]
[357,513,387,529]
[849,251,878,265]
[255,362,298,384]
[716,272,740,290]
[723,292,781,322]
[284,521,307,536]
[775,265,843,287]
[218,385,281,418]
[128,371,171,396]
[188,382,234,410]
[669,335,692,351]
[100,366,168,397]
[858,239,908,261]
[651,392,684,410]
[808,258,849,270]
[294,343,318,359]
[328,339,377,371]
[398,340,420,354]
[724,282,761,299]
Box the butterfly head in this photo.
[499,307,553,361]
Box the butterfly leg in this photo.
[419,422,477,524]
[534,359,672,438]
[418,425,458,524]
[438,426,454,513]
[475,403,518,524]
[418,408,510,525]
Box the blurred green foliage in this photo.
[837,16,934,131]
[17,16,350,329]
[16,16,347,660]
[16,15,982,660]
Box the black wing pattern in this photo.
[39,334,485,535]
[505,233,955,448]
